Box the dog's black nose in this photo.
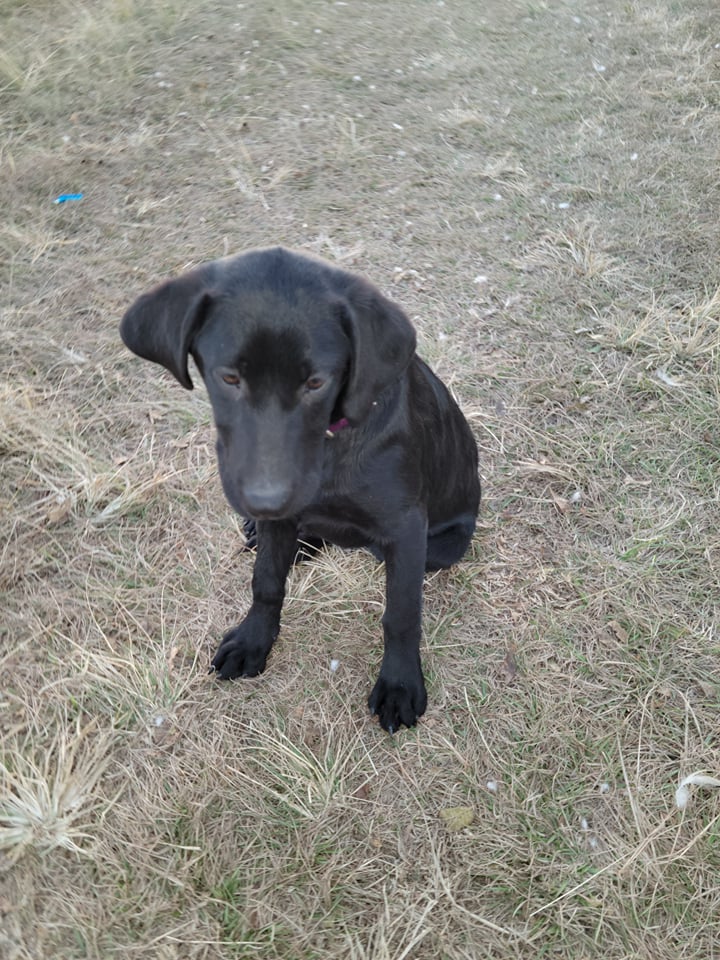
[243,485,292,518]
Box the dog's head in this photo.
[120,247,416,519]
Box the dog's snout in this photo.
[243,484,293,518]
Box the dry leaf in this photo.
[439,806,475,831]
[500,644,519,681]
[46,494,73,525]
[607,620,629,643]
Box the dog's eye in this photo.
[222,373,241,386]
[306,376,325,391]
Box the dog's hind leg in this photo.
[242,517,259,550]
[424,513,476,571]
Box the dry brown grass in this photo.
[2,0,720,957]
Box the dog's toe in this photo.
[241,518,258,551]
[368,673,427,734]
[211,623,271,679]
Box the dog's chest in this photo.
[300,455,385,547]
[298,486,379,548]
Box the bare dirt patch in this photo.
[2,1,719,957]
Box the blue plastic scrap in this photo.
[54,193,84,204]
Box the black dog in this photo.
[120,248,480,732]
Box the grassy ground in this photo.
[2,0,720,956]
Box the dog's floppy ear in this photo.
[120,264,218,389]
[340,278,417,424]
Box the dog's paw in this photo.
[241,518,258,551]
[210,623,273,679]
[368,673,427,734]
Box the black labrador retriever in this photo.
[120,247,480,732]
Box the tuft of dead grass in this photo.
[0,718,116,861]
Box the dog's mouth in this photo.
[215,428,328,522]
[225,472,322,522]
[244,504,293,521]
[240,484,294,519]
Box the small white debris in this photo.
[437,331,448,341]
[572,15,582,24]
[630,152,638,161]
[580,817,589,831]
[392,123,404,130]
[675,772,720,810]
[494,193,503,201]
[153,715,165,727]
[330,659,340,673]
[353,75,362,82]
[557,201,571,209]
[473,274,489,285]
[487,780,498,793]
[61,347,88,363]
[593,62,606,73]
[654,367,681,387]
[569,489,582,504]
[600,782,610,794]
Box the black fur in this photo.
[120,247,480,732]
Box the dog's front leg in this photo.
[211,518,298,679]
[368,509,429,733]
